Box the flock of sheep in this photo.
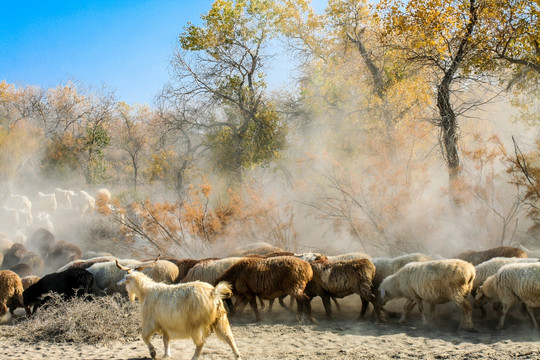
[1,223,540,359]
[0,188,106,236]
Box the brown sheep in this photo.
[215,256,315,323]
[26,228,55,258]
[10,263,34,278]
[0,270,30,316]
[20,252,45,275]
[457,246,527,266]
[21,275,40,290]
[226,242,284,257]
[2,243,28,270]
[306,258,382,321]
[45,240,82,271]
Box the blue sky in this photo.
[1,0,328,105]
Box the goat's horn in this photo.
[116,260,131,272]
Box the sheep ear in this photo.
[380,288,386,299]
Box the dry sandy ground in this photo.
[0,298,539,360]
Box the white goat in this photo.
[116,260,242,360]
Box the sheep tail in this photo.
[214,281,233,299]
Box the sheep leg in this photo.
[332,297,342,312]
[258,296,266,310]
[266,298,274,312]
[456,297,474,330]
[321,295,333,319]
[162,333,171,358]
[233,295,248,314]
[224,297,235,315]
[279,295,291,311]
[367,293,384,322]
[296,294,316,324]
[359,297,369,319]
[479,305,487,318]
[415,298,428,325]
[525,304,539,331]
[496,301,515,330]
[247,295,261,322]
[399,299,416,323]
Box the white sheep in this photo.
[372,253,433,288]
[474,257,539,291]
[474,262,540,330]
[379,259,475,330]
[10,195,33,227]
[86,259,141,295]
[327,252,372,261]
[87,258,179,295]
[115,261,242,360]
[77,190,96,216]
[54,188,72,209]
[37,192,57,213]
[182,257,243,285]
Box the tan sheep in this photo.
[0,270,30,317]
[379,259,475,330]
[457,246,527,266]
[474,262,540,330]
[20,275,40,290]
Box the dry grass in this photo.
[4,293,141,344]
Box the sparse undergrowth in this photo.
[3,293,141,344]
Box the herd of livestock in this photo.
[1,222,540,358]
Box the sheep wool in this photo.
[379,259,475,330]
[474,262,540,330]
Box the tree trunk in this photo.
[437,81,461,204]
[435,0,478,204]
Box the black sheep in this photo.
[23,268,94,314]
